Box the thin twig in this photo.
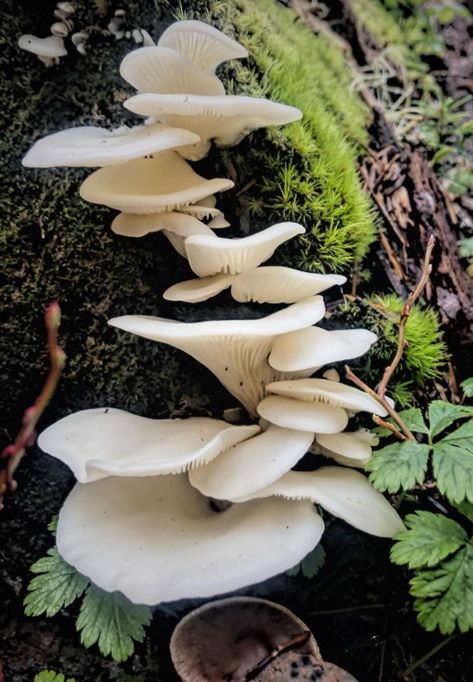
[0,302,65,510]
[373,415,407,441]
[310,603,385,616]
[401,636,455,678]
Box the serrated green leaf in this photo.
[24,548,89,617]
[287,544,326,578]
[461,378,473,398]
[77,585,152,662]
[48,516,58,534]
[428,400,473,439]
[34,671,77,682]
[367,441,431,492]
[410,545,473,634]
[373,407,428,439]
[391,511,467,568]
[433,420,473,504]
[456,500,473,523]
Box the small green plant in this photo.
[287,544,326,578]
[24,521,152,662]
[34,672,77,682]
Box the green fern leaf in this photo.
[461,378,473,398]
[456,500,473,523]
[391,511,468,568]
[374,407,428,438]
[433,420,473,503]
[428,400,473,439]
[34,671,77,682]
[24,548,89,617]
[76,585,152,662]
[287,544,326,578]
[367,441,431,492]
[410,545,473,634]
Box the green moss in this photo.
[207,0,376,272]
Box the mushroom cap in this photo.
[164,267,345,304]
[109,296,326,414]
[56,474,324,604]
[124,93,302,159]
[178,196,223,220]
[120,46,225,95]
[79,151,234,214]
[184,223,305,277]
[257,396,348,434]
[170,596,321,682]
[22,124,200,168]
[111,211,213,240]
[266,378,387,416]
[18,34,67,58]
[238,468,404,537]
[314,430,374,467]
[189,425,314,502]
[158,20,248,73]
[269,327,378,373]
[38,407,260,482]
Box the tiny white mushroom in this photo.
[22,124,200,168]
[237,468,404,537]
[120,46,225,96]
[158,20,248,73]
[109,296,326,415]
[71,31,88,55]
[314,430,376,467]
[189,425,314,502]
[125,93,302,160]
[79,151,234,214]
[184,223,305,277]
[38,407,260,482]
[269,327,378,373]
[55,474,324,604]
[257,395,348,434]
[18,34,67,60]
[50,22,69,37]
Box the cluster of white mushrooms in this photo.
[24,21,403,607]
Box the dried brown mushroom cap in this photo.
[158,20,248,73]
[79,151,234,214]
[170,596,321,682]
[120,46,225,95]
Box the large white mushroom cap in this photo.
[269,327,378,372]
[120,46,225,96]
[109,296,326,414]
[79,151,234,214]
[38,407,260,482]
[184,223,305,277]
[56,474,324,604]
[158,20,248,73]
[22,124,200,168]
[237,468,404,538]
[18,34,67,58]
[125,94,302,160]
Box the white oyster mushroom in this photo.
[178,195,223,220]
[184,223,305,277]
[79,151,234,214]
[125,94,302,160]
[269,327,378,372]
[257,395,348,434]
[22,124,200,168]
[208,214,230,229]
[56,474,324,604]
[111,212,213,238]
[266,378,387,416]
[38,407,259,482]
[314,429,378,467]
[109,296,326,415]
[158,20,248,73]
[237,468,404,537]
[18,34,67,63]
[120,46,225,96]
[165,273,235,303]
[189,425,314,502]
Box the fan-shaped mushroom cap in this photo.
[158,20,248,73]
[207,214,230,229]
[18,34,67,58]
[266,378,387,416]
[269,327,378,373]
[109,296,326,414]
[257,395,348,434]
[170,597,321,682]
[125,94,302,159]
[22,124,200,168]
[189,425,314,502]
[184,223,305,277]
[79,151,234,214]
[238,468,404,537]
[111,211,213,239]
[315,430,376,467]
[164,267,345,304]
[56,474,324,604]
[178,196,223,219]
[38,407,259,482]
[120,46,225,96]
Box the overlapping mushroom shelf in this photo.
[26,19,403,607]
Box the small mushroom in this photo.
[71,31,88,55]
[18,34,67,64]
[313,429,378,467]
[50,21,69,37]
[256,395,349,434]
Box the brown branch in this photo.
[0,302,66,510]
